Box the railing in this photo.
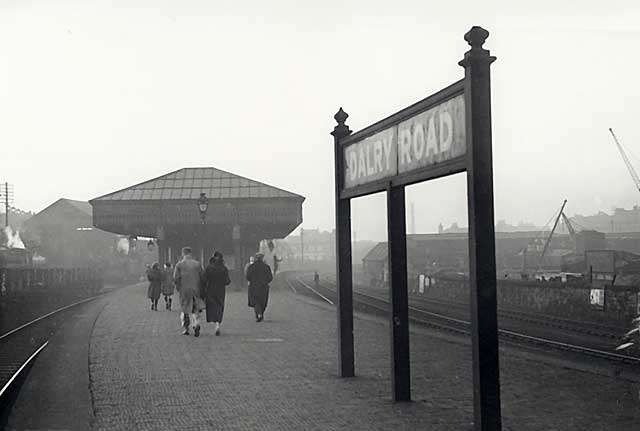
[0,267,104,335]
[0,267,102,295]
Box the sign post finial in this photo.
[332,107,352,138]
[459,26,496,67]
[464,26,490,49]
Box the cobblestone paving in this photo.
[89,284,640,430]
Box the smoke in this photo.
[3,226,25,249]
[117,237,130,255]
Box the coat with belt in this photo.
[146,267,162,301]
[173,256,205,314]
[161,267,175,296]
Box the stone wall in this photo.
[419,277,638,327]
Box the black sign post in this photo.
[332,108,355,378]
[387,184,410,401]
[331,26,501,429]
[460,27,501,431]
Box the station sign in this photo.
[331,27,502,423]
[343,93,465,190]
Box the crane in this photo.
[560,211,577,244]
[609,128,640,192]
[538,199,567,267]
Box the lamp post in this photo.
[197,193,209,224]
[197,192,209,263]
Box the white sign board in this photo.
[590,288,605,309]
[343,94,465,189]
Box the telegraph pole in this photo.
[0,182,14,227]
[300,227,304,264]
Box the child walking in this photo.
[162,262,175,310]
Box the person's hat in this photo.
[254,252,264,260]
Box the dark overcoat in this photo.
[246,261,273,311]
[147,267,162,301]
[202,262,231,322]
[161,267,175,296]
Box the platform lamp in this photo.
[197,192,209,224]
[197,192,209,263]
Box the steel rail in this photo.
[0,295,101,342]
[0,340,49,399]
[292,275,640,365]
[322,277,625,339]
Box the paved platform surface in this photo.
[6,280,640,430]
[85,281,640,431]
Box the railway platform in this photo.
[5,279,640,430]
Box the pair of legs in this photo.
[209,320,221,335]
[253,302,266,322]
[180,310,202,336]
[206,299,225,336]
[163,295,172,310]
[150,298,159,311]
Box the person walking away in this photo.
[244,256,254,290]
[161,262,175,310]
[173,247,205,336]
[147,262,162,311]
[273,254,282,276]
[314,271,320,290]
[246,253,273,322]
[202,251,231,336]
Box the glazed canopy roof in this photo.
[91,167,304,202]
[89,167,304,238]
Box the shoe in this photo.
[215,328,220,336]
[194,324,201,337]
[182,329,189,335]
[257,314,263,322]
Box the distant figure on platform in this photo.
[273,254,282,276]
[202,251,231,336]
[173,247,205,336]
[314,271,320,289]
[244,256,255,289]
[162,262,175,310]
[147,262,162,311]
[142,263,151,282]
[246,253,273,322]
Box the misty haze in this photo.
[1,1,640,431]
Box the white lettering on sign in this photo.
[397,94,465,174]
[344,127,397,188]
[343,94,465,189]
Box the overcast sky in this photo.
[2,1,640,240]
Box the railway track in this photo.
[404,294,624,338]
[287,274,640,365]
[0,295,102,412]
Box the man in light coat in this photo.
[173,247,205,336]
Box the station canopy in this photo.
[89,167,304,240]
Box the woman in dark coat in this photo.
[246,253,273,322]
[147,262,163,311]
[201,251,231,335]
